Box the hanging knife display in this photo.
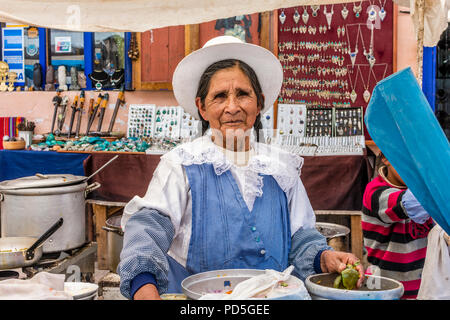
[66,94,79,138]
[85,93,103,136]
[74,90,85,138]
[55,95,69,136]
[96,93,109,133]
[107,88,125,135]
[50,90,62,134]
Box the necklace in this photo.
[323,5,334,29]
[358,64,372,103]
[378,166,406,189]
[353,1,362,18]
[359,24,376,67]
[377,0,387,21]
[279,10,286,24]
[341,4,349,19]
[347,66,361,103]
[310,5,320,17]
[370,63,388,84]
[302,6,310,24]
[293,8,301,24]
[367,1,377,22]
[346,24,360,68]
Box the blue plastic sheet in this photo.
[365,67,450,234]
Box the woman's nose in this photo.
[224,94,241,114]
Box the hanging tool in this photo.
[85,93,103,136]
[74,90,85,138]
[55,95,69,136]
[67,94,79,138]
[107,87,125,135]
[96,93,109,133]
[50,90,62,134]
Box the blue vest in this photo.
[184,163,291,274]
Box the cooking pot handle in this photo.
[102,226,124,236]
[35,173,49,179]
[85,182,101,198]
[0,193,3,201]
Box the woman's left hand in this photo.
[320,250,365,288]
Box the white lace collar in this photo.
[164,135,304,211]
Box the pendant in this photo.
[349,48,358,68]
[293,9,300,24]
[279,10,286,24]
[368,5,377,22]
[353,2,362,18]
[363,89,371,103]
[350,89,357,103]
[324,6,334,29]
[311,5,320,17]
[302,8,310,24]
[341,5,349,20]
[379,7,386,21]
[368,54,376,67]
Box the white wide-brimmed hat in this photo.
[172,36,283,120]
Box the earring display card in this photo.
[261,106,275,140]
[334,107,364,136]
[180,111,200,139]
[127,104,156,138]
[306,108,333,137]
[276,103,307,137]
[153,106,183,139]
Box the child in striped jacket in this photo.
[362,152,434,299]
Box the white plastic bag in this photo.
[199,266,311,300]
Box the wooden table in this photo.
[87,199,127,270]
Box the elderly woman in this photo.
[118,36,364,300]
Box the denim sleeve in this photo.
[118,207,175,299]
[401,189,431,224]
[288,227,333,281]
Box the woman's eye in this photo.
[237,90,249,97]
[214,92,227,99]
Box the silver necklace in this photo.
[323,5,334,29]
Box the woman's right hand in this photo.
[133,284,162,300]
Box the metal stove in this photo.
[21,242,97,282]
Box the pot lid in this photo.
[0,174,87,190]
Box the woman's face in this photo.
[195,65,261,140]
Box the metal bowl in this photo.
[305,273,404,300]
[182,269,265,300]
[181,268,309,300]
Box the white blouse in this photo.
[121,135,316,268]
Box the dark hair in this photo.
[195,59,264,142]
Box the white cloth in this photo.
[394,0,449,47]
[0,0,363,32]
[199,265,311,300]
[417,224,450,300]
[121,135,316,268]
[0,272,73,300]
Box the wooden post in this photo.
[350,215,364,261]
[185,24,200,56]
[93,203,108,270]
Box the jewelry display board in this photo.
[277,1,394,140]
[127,104,199,140]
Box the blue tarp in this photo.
[0,150,89,181]
[365,67,450,234]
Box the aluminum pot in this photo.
[316,222,350,252]
[0,174,100,253]
[102,214,123,273]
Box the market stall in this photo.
[0,0,447,302]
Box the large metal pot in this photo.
[0,174,100,253]
[316,222,350,252]
[102,214,123,273]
